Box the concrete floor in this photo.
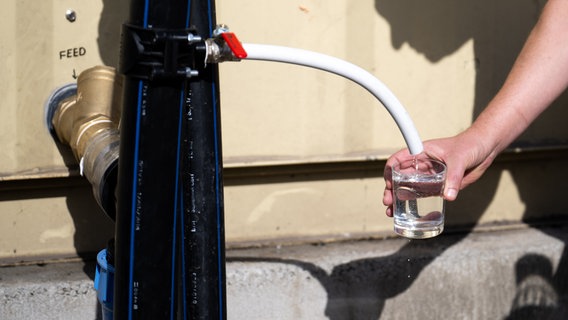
[2,226,568,319]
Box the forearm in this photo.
[469,0,568,155]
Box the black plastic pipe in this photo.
[181,1,227,319]
[114,0,226,319]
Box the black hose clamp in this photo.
[119,24,207,81]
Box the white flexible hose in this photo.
[241,43,424,155]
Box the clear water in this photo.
[393,172,445,239]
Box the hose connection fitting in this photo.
[47,66,122,220]
[205,24,247,64]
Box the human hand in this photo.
[382,130,498,217]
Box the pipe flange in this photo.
[44,83,77,138]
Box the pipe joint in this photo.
[205,25,247,63]
[47,65,122,219]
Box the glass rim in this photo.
[392,157,447,176]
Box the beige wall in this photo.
[1,0,567,263]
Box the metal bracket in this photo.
[119,24,207,80]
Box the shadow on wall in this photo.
[40,0,126,276]
[227,1,568,319]
[229,239,445,320]
[62,181,112,320]
[375,0,568,139]
[374,1,568,319]
[375,0,540,117]
[98,0,130,68]
[73,0,568,318]
[0,178,114,272]
[229,227,568,319]
[505,253,568,319]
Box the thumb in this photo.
[442,163,464,201]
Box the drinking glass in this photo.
[392,156,446,239]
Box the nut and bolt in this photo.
[187,33,203,43]
[65,9,76,22]
[185,68,199,78]
[212,24,230,37]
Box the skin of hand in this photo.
[383,0,568,217]
[382,129,496,217]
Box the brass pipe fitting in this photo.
[49,66,123,219]
[51,65,122,161]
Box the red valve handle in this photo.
[220,32,248,59]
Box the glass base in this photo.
[394,224,444,239]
